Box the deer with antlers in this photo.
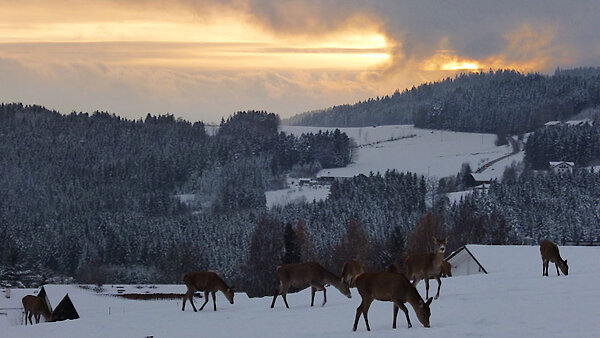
[182,271,234,312]
[540,240,568,276]
[353,271,433,331]
[405,237,448,299]
[270,262,351,308]
[22,295,52,325]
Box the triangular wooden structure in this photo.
[37,286,53,313]
[445,246,488,276]
[51,294,80,321]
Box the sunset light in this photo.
[441,61,481,71]
[0,0,589,122]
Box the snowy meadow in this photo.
[2,245,598,338]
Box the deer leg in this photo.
[393,304,399,329]
[322,286,327,307]
[396,302,412,328]
[282,288,290,309]
[362,300,372,331]
[270,290,279,308]
[190,290,199,312]
[199,291,210,311]
[434,275,442,299]
[311,286,316,307]
[353,302,363,331]
[542,259,547,276]
[24,310,28,325]
[425,278,430,299]
[212,291,217,311]
[182,289,192,311]
[555,262,560,276]
[28,312,33,325]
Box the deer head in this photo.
[415,297,433,328]
[432,237,448,254]
[558,259,568,276]
[224,288,235,304]
[339,281,352,298]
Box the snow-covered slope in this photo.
[269,125,516,208]
[3,245,599,337]
[282,125,512,178]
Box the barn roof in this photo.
[445,246,488,276]
[549,161,574,167]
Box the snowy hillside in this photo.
[3,245,599,337]
[282,125,512,179]
[268,125,517,208]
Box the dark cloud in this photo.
[172,0,600,71]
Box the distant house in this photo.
[470,173,492,186]
[445,246,488,276]
[565,119,592,127]
[544,120,562,127]
[549,161,574,174]
[544,119,592,127]
[298,179,312,186]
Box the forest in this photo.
[2,100,600,296]
[524,123,600,169]
[288,68,600,134]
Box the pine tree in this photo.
[282,223,301,264]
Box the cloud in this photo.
[1,0,600,121]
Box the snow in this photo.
[3,245,600,337]
[446,190,472,204]
[281,125,512,179]
[265,184,330,208]
[477,151,524,181]
[272,125,518,207]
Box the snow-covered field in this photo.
[268,125,516,207]
[3,245,599,338]
[265,183,330,208]
[282,125,512,178]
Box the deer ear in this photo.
[425,297,433,306]
[444,236,449,242]
[564,260,567,264]
[432,236,437,242]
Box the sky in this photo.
[1,0,599,123]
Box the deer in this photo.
[404,237,448,299]
[270,262,351,309]
[22,295,52,325]
[341,260,364,287]
[352,271,433,331]
[182,271,234,312]
[540,240,568,276]
[440,261,452,277]
[386,262,404,274]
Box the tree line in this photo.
[524,123,600,169]
[288,68,600,134]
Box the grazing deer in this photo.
[270,262,351,309]
[540,240,568,276]
[440,261,452,277]
[341,260,364,287]
[405,237,448,299]
[182,271,234,312]
[353,271,433,331]
[22,295,52,325]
